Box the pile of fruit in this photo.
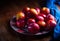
[15,7,57,34]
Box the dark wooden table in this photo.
[0,1,51,41]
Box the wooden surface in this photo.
[0,1,51,41]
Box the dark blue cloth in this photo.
[50,5,60,41]
[38,0,60,41]
[38,0,55,8]
[55,0,60,6]
[46,0,55,8]
[47,0,60,41]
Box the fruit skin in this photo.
[47,20,57,27]
[37,21,47,31]
[46,14,55,21]
[40,13,46,18]
[26,8,39,18]
[42,7,50,15]
[22,7,31,19]
[15,7,57,33]
[30,8,39,16]
[28,23,40,34]
[16,12,25,20]
[45,20,57,31]
[35,8,40,14]
[16,19,25,29]
[37,21,46,27]
[36,16,44,21]
[27,18,36,24]
[22,7,30,14]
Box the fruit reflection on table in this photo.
[14,7,57,34]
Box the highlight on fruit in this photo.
[15,7,57,34]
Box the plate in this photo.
[10,16,52,36]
